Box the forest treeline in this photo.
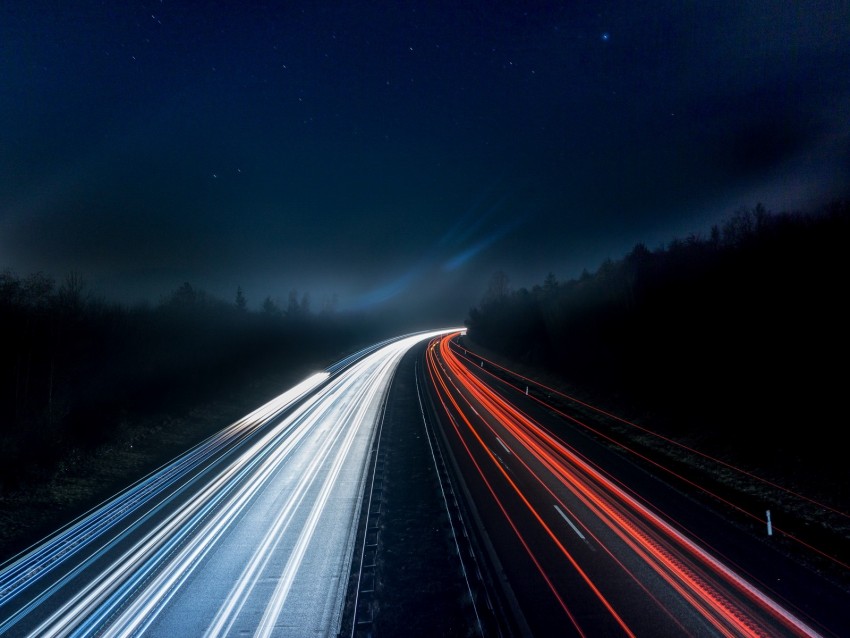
[466,201,849,478]
[0,277,382,491]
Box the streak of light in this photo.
[0,329,460,637]
[449,340,850,570]
[427,333,823,637]
[414,360,485,637]
[453,340,849,522]
[0,372,330,619]
[427,338,625,637]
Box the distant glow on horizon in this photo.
[1,3,848,324]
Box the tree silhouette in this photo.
[482,270,510,304]
[235,286,247,311]
[287,289,300,317]
[464,200,850,481]
[262,296,280,316]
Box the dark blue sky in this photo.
[2,1,849,325]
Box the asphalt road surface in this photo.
[0,330,456,637]
[3,328,846,637]
[423,332,850,637]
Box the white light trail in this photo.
[0,371,329,634]
[0,329,460,638]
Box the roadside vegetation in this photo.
[0,278,385,559]
[466,200,849,519]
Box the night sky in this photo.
[2,2,849,326]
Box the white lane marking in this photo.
[495,437,511,455]
[554,505,586,541]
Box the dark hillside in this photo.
[0,279,386,559]
[465,201,850,506]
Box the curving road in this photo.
[423,332,849,637]
[5,328,845,637]
[0,329,457,638]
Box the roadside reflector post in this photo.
[766,509,773,536]
[526,386,529,395]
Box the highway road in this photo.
[3,328,846,637]
[0,329,456,638]
[423,332,850,637]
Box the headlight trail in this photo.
[0,372,330,622]
[0,330,458,637]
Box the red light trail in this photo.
[425,333,825,637]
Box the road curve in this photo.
[0,329,459,637]
[424,332,845,637]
